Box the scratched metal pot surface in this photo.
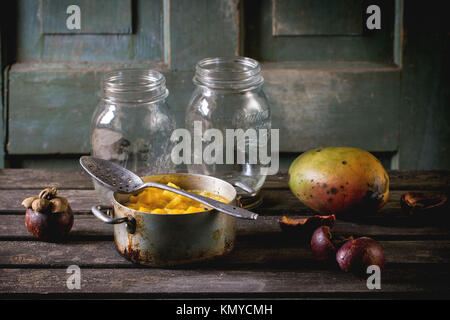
[95,173,238,267]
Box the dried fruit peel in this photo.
[401,192,447,215]
[279,214,336,234]
[22,187,69,214]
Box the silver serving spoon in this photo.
[80,156,258,220]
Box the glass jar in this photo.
[91,69,176,203]
[185,57,271,208]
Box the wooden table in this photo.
[1,169,450,299]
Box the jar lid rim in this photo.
[103,69,166,91]
[194,56,264,90]
[102,69,168,102]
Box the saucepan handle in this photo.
[91,205,136,234]
[232,181,257,197]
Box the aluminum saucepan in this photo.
[91,173,255,266]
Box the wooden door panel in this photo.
[264,63,400,153]
[42,0,133,34]
[245,0,395,63]
[169,0,240,70]
[273,0,363,36]
[16,0,164,63]
[6,0,448,170]
[7,65,194,154]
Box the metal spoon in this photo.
[80,156,258,220]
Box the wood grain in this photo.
[5,1,449,172]
[2,214,450,241]
[273,0,363,36]
[0,34,4,168]
[6,67,197,154]
[264,64,401,153]
[41,0,133,34]
[0,169,449,297]
[0,187,447,221]
[398,0,450,170]
[169,0,240,70]
[16,0,163,62]
[0,169,94,190]
[1,169,449,190]
[1,238,450,267]
[245,0,395,62]
[1,265,450,297]
[7,62,403,155]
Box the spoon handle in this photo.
[141,182,258,220]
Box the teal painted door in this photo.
[1,0,449,169]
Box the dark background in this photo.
[0,0,448,170]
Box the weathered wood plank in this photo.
[1,169,449,190]
[7,63,402,155]
[2,214,450,241]
[1,187,449,232]
[264,65,401,152]
[8,63,405,158]
[273,0,363,36]
[1,188,448,223]
[170,0,240,70]
[42,0,132,34]
[245,0,395,62]
[0,189,97,213]
[16,0,163,62]
[398,1,450,170]
[1,239,450,268]
[1,265,449,297]
[0,169,94,190]
[265,170,450,191]
[7,67,193,154]
[0,215,112,240]
[387,171,450,191]
[0,36,4,168]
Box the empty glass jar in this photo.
[185,57,272,208]
[91,69,176,203]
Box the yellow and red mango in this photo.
[288,147,389,216]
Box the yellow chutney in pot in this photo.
[124,182,228,214]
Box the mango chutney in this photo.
[124,182,228,214]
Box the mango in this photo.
[124,182,227,214]
[288,147,389,215]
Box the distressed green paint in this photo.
[170,0,240,70]
[398,1,450,169]
[7,64,194,154]
[273,0,363,36]
[8,68,100,154]
[16,0,163,63]
[263,62,401,152]
[393,0,404,67]
[7,0,242,160]
[42,0,132,34]
[245,0,395,63]
[0,26,4,168]
[8,156,84,169]
[8,62,400,154]
[4,0,450,170]
[163,0,170,64]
